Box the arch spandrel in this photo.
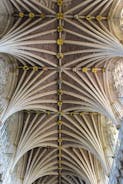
[0,55,18,123]
[113,61,123,105]
[103,60,123,122]
[109,0,123,42]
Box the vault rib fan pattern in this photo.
[0,1,123,184]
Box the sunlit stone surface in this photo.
[113,61,123,105]
[0,113,23,184]
[0,57,10,111]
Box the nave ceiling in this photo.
[0,0,123,184]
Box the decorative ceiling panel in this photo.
[0,1,122,184]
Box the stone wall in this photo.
[0,112,24,184]
[109,121,123,184]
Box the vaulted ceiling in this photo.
[0,1,123,184]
